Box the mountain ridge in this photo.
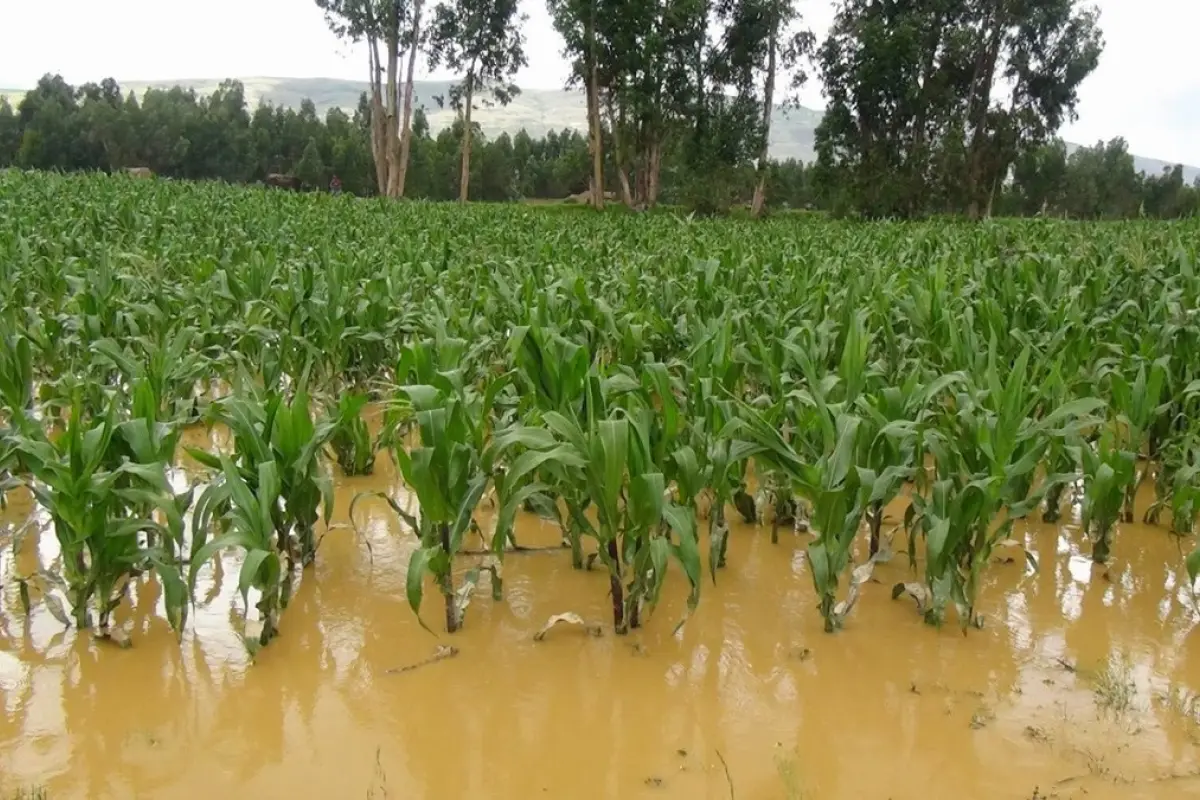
[5,76,1196,182]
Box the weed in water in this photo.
[774,745,805,800]
[1092,652,1138,716]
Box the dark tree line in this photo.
[0,74,588,201]
[1,68,1196,218]
[0,73,822,207]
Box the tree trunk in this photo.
[459,73,474,203]
[383,4,402,198]
[608,97,633,206]
[366,33,393,196]
[584,7,604,210]
[393,0,423,199]
[587,70,604,209]
[906,12,946,216]
[965,5,1004,219]
[750,12,778,218]
[647,137,662,207]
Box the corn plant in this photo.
[1074,429,1137,564]
[740,397,894,632]
[1145,436,1200,534]
[91,328,213,422]
[190,456,287,650]
[511,394,704,633]
[1100,358,1169,522]
[856,372,963,556]
[505,323,594,566]
[0,324,34,430]
[388,379,503,633]
[329,391,376,476]
[9,398,187,639]
[906,348,1101,628]
[188,379,335,572]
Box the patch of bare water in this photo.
[1,446,1199,799]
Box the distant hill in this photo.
[5,76,1196,182]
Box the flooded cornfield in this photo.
[2,444,1199,799]
[3,173,1200,798]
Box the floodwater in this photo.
[1,431,1199,799]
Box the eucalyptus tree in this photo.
[429,0,527,202]
[714,0,814,216]
[316,0,427,196]
[547,0,608,208]
[814,0,1103,218]
[957,0,1104,218]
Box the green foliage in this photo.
[1075,429,1137,564]
[329,392,376,476]
[7,397,186,638]
[294,137,326,189]
[5,70,1197,217]
[816,0,1105,219]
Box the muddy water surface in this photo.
[1,438,1199,800]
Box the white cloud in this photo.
[2,0,1197,164]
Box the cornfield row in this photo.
[1,170,1199,653]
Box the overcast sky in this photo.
[2,0,1197,165]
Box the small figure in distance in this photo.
[330,174,343,196]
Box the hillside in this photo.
[5,76,1195,182]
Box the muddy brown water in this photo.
[1,429,1199,799]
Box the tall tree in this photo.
[317,0,426,197]
[548,0,607,208]
[295,137,327,188]
[960,0,1104,218]
[733,0,814,217]
[815,0,1103,219]
[429,0,527,202]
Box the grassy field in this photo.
[0,168,1198,649]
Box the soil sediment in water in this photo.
[1,432,1199,799]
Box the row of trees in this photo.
[315,0,825,211]
[309,0,1168,219]
[3,72,1197,218]
[3,0,1198,219]
[0,74,820,206]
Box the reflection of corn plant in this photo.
[329,392,376,475]
[10,399,187,638]
[1075,429,1137,564]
